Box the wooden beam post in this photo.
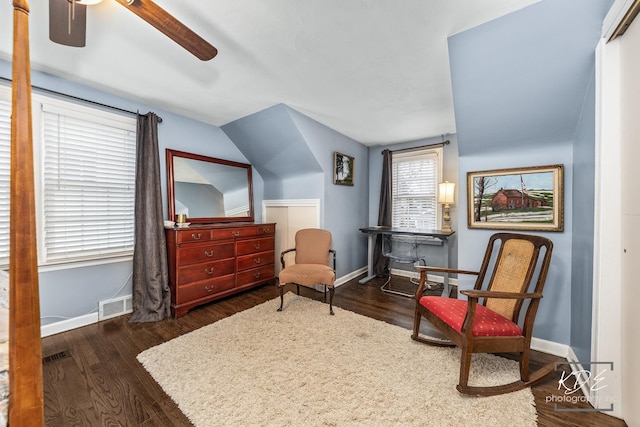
[9,0,44,425]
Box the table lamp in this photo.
[438,181,455,232]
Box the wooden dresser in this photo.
[165,222,276,317]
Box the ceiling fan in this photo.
[48,0,218,61]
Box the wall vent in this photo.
[99,295,133,321]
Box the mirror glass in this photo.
[166,149,254,223]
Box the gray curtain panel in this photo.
[130,112,171,322]
[373,149,392,276]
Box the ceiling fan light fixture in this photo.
[76,0,103,4]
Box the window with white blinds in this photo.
[0,98,11,265]
[0,84,137,267]
[391,148,441,230]
[41,103,137,263]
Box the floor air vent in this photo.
[43,350,70,365]
[99,295,133,321]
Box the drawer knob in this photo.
[204,250,214,257]
[204,285,214,293]
[192,233,202,240]
[253,272,261,279]
[254,257,261,264]
[205,267,215,275]
[262,228,270,233]
[233,230,240,236]
[253,243,261,249]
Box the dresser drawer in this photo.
[177,242,235,265]
[177,258,236,286]
[236,237,275,256]
[212,227,256,240]
[237,250,275,272]
[177,229,212,243]
[256,224,275,235]
[236,264,275,286]
[175,275,236,304]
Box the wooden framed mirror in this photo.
[166,149,254,223]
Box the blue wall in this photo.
[0,59,263,326]
[288,108,370,275]
[448,0,612,344]
[457,146,574,344]
[449,0,611,157]
[222,104,369,278]
[1,0,614,352]
[571,70,597,363]
[0,60,370,327]
[221,104,325,201]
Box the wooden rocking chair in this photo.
[412,232,554,396]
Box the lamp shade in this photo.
[438,181,455,204]
[76,0,103,4]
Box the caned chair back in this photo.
[479,234,550,321]
[294,228,332,265]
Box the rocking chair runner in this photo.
[412,232,554,396]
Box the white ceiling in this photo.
[0,0,539,146]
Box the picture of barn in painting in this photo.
[491,188,549,211]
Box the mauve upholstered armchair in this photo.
[277,228,336,315]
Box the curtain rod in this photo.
[0,76,163,123]
[382,139,449,155]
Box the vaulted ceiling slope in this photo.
[0,0,538,146]
[449,0,613,156]
[221,103,365,198]
[222,104,323,185]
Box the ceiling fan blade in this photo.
[114,0,218,61]
[49,0,87,47]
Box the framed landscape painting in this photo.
[467,164,564,232]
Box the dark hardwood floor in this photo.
[42,274,628,426]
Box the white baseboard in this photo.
[335,267,368,287]
[531,337,571,358]
[41,312,99,338]
[564,345,595,405]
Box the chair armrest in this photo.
[415,265,479,276]
[280,248,296,269]
[461,290,543,300]
[329,249,337,273]
[415,267,480,299]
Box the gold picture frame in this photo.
[467,164,563,231]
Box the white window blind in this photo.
[0,98,10,265]
[391,149,439,230]
[41,103,137,263]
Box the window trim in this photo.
[0,83,137,270]
[391,146,444,230]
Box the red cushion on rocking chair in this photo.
[419,296,522,337]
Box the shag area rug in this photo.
[137,293,537,426]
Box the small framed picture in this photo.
[333,152,354,186]
[467,164,564,232]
